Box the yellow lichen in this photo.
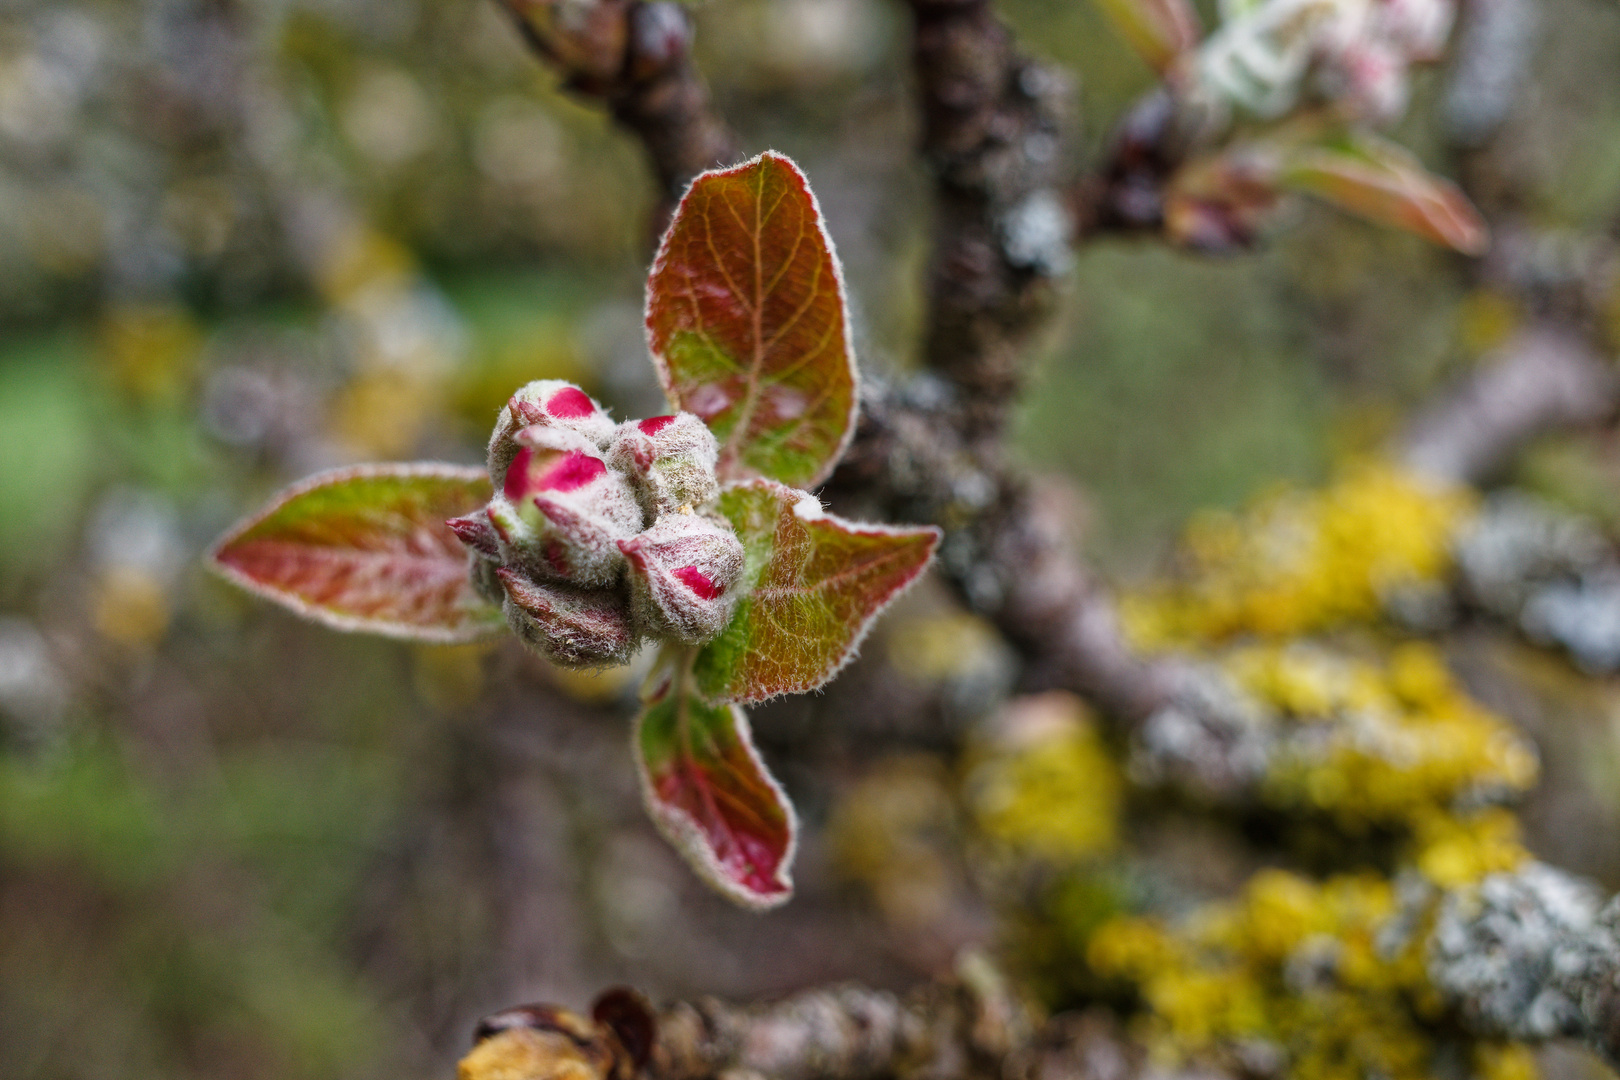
[828,755,963,929]
[1411,807,1530,889]
[1226,642,1539,830]
[1087,870,1506,1080]
[1475,1043,1541,1080]
[1001,465,1547,1078]
[1122,462,1474,648]
[967,692,1121,862]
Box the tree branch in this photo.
[1399,325,1618,488]
[456,864,1620,1080]
[457,962,1209,1080]
[1431,862,1620,1070]
[497,0,737,214]
[904,0,1074,440]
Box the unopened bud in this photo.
[607,412,720,517]
[626,2,692,81]
[498,567,637,667]
[618,512,744,644]
[502,0,631,89]
[488,380,617,492]
[494,426,643,586]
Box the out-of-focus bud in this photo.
[1329,41,1408,123]
[625,1,692,81]
[1376,0,1454,60]
[496,426,643,586]
[488,380,618,492]
[497,567,638,667]
[607,412,720,517]
[501,0,632,91]
[1194,0,1455,126]
[618,512,744,644]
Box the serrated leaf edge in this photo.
[208,461,505,644]
[644,150,860,490]
[706,478,943,706]
[631,697,798,910]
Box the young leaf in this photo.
[634,654,796,909]
[1093,0,1201,72]
[210,463,504,642]
[693,480,940,705]
[1278,132,1489,255]
[645,152,858,490]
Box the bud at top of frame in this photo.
[607,412,721,517]
[488,380,618,491]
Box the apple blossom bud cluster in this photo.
[447,380,744,668]
[1195,0,1455,123]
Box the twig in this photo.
[457,960,1210,1080]
[1399,325,1617,488]
[497,0,737,216]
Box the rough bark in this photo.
[457,963,1205,1080]
[905,0,1074,440]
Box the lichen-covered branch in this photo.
[456,868,1620,1080]
[457,962,1213,1080]
[1430,863,1620,1070]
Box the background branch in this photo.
[498,0,737,216]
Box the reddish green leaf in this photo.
[635,653,796,909]
[645,152,858,490]
[1093,0,1201,70]
[1279,132,1489,255]
[693,480,940,705]
[209,463,504,642]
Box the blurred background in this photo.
[2,0,1619,1077]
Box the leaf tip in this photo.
[633,695,799,910]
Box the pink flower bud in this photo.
[490,425,643,586]
[497,567,637,668]
[617,512,744,644]
[1330,42,1408,123]
[488,380,617,492]
[448,513,507,604]
[607,412,721,517]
